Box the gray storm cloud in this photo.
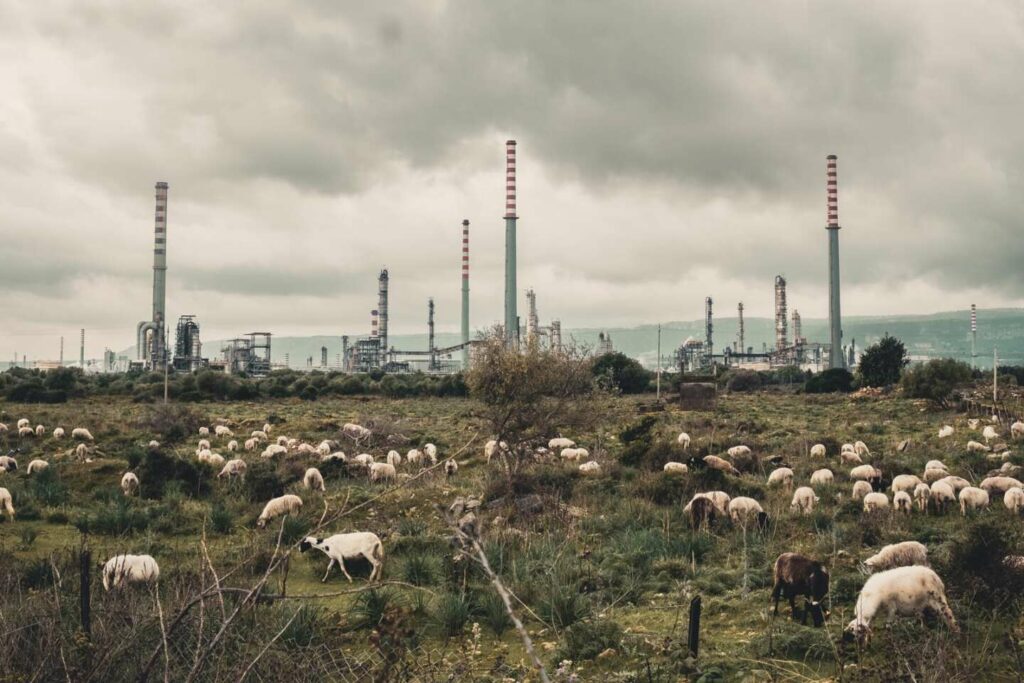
[0,1,1022,358]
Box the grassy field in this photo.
[0,391,1022,681]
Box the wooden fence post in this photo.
[687,595,701,659]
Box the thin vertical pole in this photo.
[994,348,998,403]
[656,324,662,400]
[163,330,169,404]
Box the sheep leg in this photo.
[338,558,353,583]
[322,559,334,582]
[771,584,781,615]
[364,552,380,581]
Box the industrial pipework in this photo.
[826,155,843,368]
[737,302,745,356]
[504,140,518,348]
[378,268,389,360]
[704,297,713,359]
[774,275,788,352]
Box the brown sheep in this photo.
[771,553,830,625]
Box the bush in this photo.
[901,358,973,405]
[134,450,208,499]
[349,589,395,630]
[244,460,288,503]
[539,582,591,629]
[556,619,624,661]
[477,591,511,636]
[805,368,854,394]
[857,334,909,387]
[137,404,203,443]
[209,503,233,535]
[432,591,471,638]
[725,370,762,392]
[592,352,651,394]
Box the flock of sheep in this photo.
[674,415,1024,643]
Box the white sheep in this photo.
[959,486,990,515]
[727,496,764,524]
[197,439,211,451]
[244,438,258,451]
[343,423,372,442]
[261,444,287,459]
[704,455,740,476]
[353,453,375,467]
[75,443,88,458]
[810,469,834,486]
[891,474,922,494]
[251,430,268,442]
[938,425,954,439]
[810,443,826,458]
[26,459,49,475]
[17,418,29,429]
[101,554,160,590]
[863,492,889,513]
[18,426,34,438]
[845,566,957,643]
[0,423,6,435]
[841,443,855,454]
[664,462,689,475]
[579,461,602,477]
[147,440,160,450]
[0,456,18,472]
[276,435,289,446]
[922,467,949,484]
[677,432,691,449]
[369,462,396,482]
[767,467,794,491]
[840,451,863,465]
[854,441,870,457]
[386,450,402,467]
[287,439,300,451]
[991,414,1001,424]
[484,439,508,462]
[198,427,210,437]
[967,440,991,453]
[967,418,981,430]
[983,426,999,443]
[121,472,140,496]
[863,541,929,573]
[53,427,65,439]
[930,481,957,512]
[423,443,438,463]
[980,476,1024,494]
[852,480,873,501]
[32,425,43,438]
[938,475,971,492]
[218,459,247,480]
[893,490,913,514]
[317,441,333,456]
[913,483,931,512]
[1003,487,1024,514]
[257,494,303,528]
[850,465,880,481]
[791,487,818,514]
[924,459,948,472]
[548,437,575,450]
[575,447,590,459]
[262,423,273,434]
[727,445,752,458]
[303,467,326,492]
[226,440,238,452]
[300,533,383,582]
[0,488,13,520]
[406,449,423,466]
[322,452,347,463]
[1011,421,1024,439]
[444,459,459,477]
[198,451,225,468]
[296,443,317,456]
[561,447,582,462]
[214,425,233,437]
[684,491,731,516]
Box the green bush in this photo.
[725,370,762,392]
[556,619,623,661]
[592,352,652,394]
[348,589,395,630]
[857,334,909,387]
[805,368,854,394]
[901,358,973,405]
[209,503,233,535]
[134,449,208,499]
[432,591,471,638]
[476,591,511,636]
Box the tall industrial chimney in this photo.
[737,302,744,358]
[526,289,539,344]
[971,304,977,369]
[378,269,389,359]
[137,181,169,369]
[705,297,713,360]
[826,155,844,368]
[792,310,802,344]
[461,219,470,369]
[428,298,436,371]
[59,336,64,367]
[774,276,788,352]
[371,310,379,339]
[80,329,85,368]
[504,140,518,348]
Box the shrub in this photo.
[857,334,909,387]
[805,368,854,394]
[349,589,395,631]
[209,503,233,535]
[901,358,973,405]
[137,404,203,443]
[476,591,511,636]
[556,619,623,661]
[539,582,591,629]
[401,554,439,586]
[726,370,762,392]
[432,591,471,638]
[31,469,68,507]
[592,352,651,394]
[134,450,208,499]
[244,460,288,503]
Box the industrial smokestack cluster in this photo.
[774,276,788,352]
[826,155,843,368]
[704,297,713,358]
[378,269,389,356]
[504,140,518,348]
[737,302,745,354]
[137,181,169,369]
[971,303,977,369]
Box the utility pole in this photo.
[163,329,170,404]
[993,348,998,403]
[656,324,662,401]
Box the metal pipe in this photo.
[80,329,85,368]
[504,140,518,348]
[737,302,744,360]
[428,298,436,371]
[705,297,713,361]
[461,219,470,369]
[826,155,843,368]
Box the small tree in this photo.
[857,334,909,387]
[805,368,854,394]
[591,352,651,394]
[901,358,973,406]
[467,334,605,475]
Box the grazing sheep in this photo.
[991,414,1001,424]
[938,425,954,439]
[262,423,273,434]
[0,488,13,520]
[423,443,438,463]
[101,554,160,591]
[52,427,65,439]
[214,425,233,438]
[251,430,268,442]
[31,425,42,438]
[572,459,600,477]
[704,455,740,476]
[198,427,210,437]
[303,467,326,492]
[852,480,873,501]
[75,443,88,458]
[980,476,1024,494]
[260,444,287,459]
[959,486,990,515]
[923,467,949,484]
[810,469,834,487]
[913,483,931,512]
[1003,487,1024,514]
[1011,421,1024,439]
[767,467,794,491]
[218,459,247,480]
[687,496,717,531]
[121,472,140,496]
[791,487,819,515]
[369,462,396,482]
[0,456,17,472]
[286,439,300,451]
[560,447,583,461]
[315,441,332,457]
[727,445,752,458]
[227,440,239,452]
[854,441,870,457]
[0,424,6,435]
[727,496,765,524]
[684,492,731,517]
[406,449,423,466]
[276,435,289,446]
[771,553,830,622]
[575,447,590,459]
[863,492,890,513]
[929,481,957,513]
[385,450,402,468]
[322,452,347,463]
[845,566,957,644]
[484,439,509,462]
[893,490,913,514]
[850,464,880,481]
[26,459,49,475]
[353,453,375,467]
[841,443,855,454]
[983,426,999,443]
[343,424,372,442]
[840,451,864,465]
[201,451,225,468]
[548,437,575,450]
[257,494,303,528]
[300,533,384,582]
[444,458,459,477]
[863,541,929,573]
[244,438,258,451]
[967,418,981,430]
[17,419,30,429]
[1003,556,1024,571]
[967,440,991,453]
[296,443,317,456]
[18,427,34,438]
[147,440,160,450]
[938,475,971,492]
[810,444,826,458]
[925,460,948,472]
[197,439,211,451]
[891,474,922,494]
[664,461,689,475]
[677,432,691,449]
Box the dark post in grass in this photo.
[687,596,702,659]
[80,545,92,637]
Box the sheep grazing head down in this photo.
[298,536,322,553]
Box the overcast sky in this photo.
[2,1,1022,361]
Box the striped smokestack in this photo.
[971,303,977,369]
[826,155,843,368]
[461,219,470,368]
[504,140,518,348]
